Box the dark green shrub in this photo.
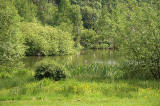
[35,62,66,81]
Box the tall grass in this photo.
[67,64,124,81]
[0,64,160,106]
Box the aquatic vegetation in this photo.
[67,64,124,81]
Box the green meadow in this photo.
[0,64,160,106]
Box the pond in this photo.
[23,49,122,69]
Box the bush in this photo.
[20,22,74,56]
[35,62,66,81]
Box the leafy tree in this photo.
[80,29,109,49]
[0,0,25,64]
[118,1,160,79]
[59,0,71,13]
[69,5,83,47]
[80,29,96,48]
[13,0,37,22]
[96,3,125,49]
[32,0,58,25]
[81,6,100,29]
[54,0,72,25]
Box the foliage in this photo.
[90,0,160,79]
[118,1,160,79]
[35,61,66,81]
[0,0,25,64]
[20,22,74,56]
[54,0,72,25]
[0,65,13,79]
[1,0,159,51]
[80,29,109,49]
[1,0,160,81]
[69,5,83,47]
[33,0,58,25]
[80,29,96,48]
[2,0,159,53]
[13,0,37,22]
[1,0,160,105]
[119,62,153,80]
[81,6,100,29]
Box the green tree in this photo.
[81,6,100,29]
[54,0,72,25]
[69,5,83,47]
[32,0,58,25]
[13,0,37,22]
[118,1,160,79]
[96,3,125,49]
[0,0,25,64]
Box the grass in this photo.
[0,64,160,106]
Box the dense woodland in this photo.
[0,0,160,79]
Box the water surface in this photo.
[23,50,121,69]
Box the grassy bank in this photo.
[0,64,160,106]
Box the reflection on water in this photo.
[23,50,122,69]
